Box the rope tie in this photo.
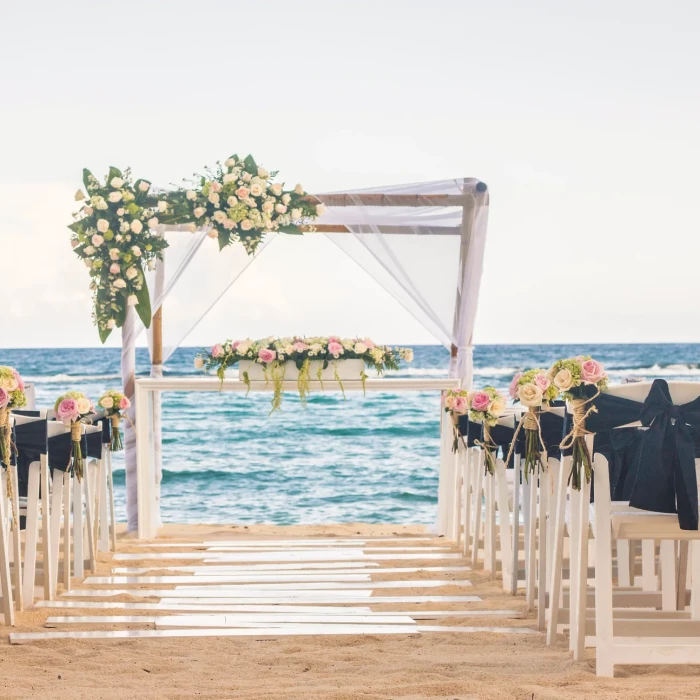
[560,390,600,489]
[110,414,120,429]
[70,422,82,442]
[475,423,498,474]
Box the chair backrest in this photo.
[605,381,700,406]
[47,421,69,438]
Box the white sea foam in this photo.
[25,373,122,384]
[607,364,700,377]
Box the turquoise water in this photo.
[2,344,700,525]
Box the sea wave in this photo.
[607,364,700,377]
[25,373,122,384]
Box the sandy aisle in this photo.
[1,523,699,700]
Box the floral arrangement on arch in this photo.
[195,336,414,413]
[69,167,173,341]
[97,389,132,452]
[507,369,560,478]
[549,356,608,489]
[0,367,27,471]
[54,391,95,481]
[175,154,323,255]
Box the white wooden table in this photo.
[135,377,461,539]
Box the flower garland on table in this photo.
[68,167,174,342]
[173,154,323,255]
[195,336,414,413]
[97,390,132,452]
[0,367,27,519]
[507,369,560,479]
[54,392,95,481]
[549,356,608,490]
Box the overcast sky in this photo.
[1,0,698,348]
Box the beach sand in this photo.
[1,522,699,699]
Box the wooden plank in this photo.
[168,596,482,605]
[62,589,374,599]
[114,552,464,562]
[112,565,470,575]
[86,574,373,585]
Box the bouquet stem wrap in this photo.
[110,413,123,452]
[477,424,498,475]
[70,421,84,481]
[0,408,17,525]
[505,406,547,481]
[560,394,598,491]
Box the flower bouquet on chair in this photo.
[54,392,95,481]
[444,389,469,452]
[0,367,27,468]
[467,388,507,474]
[508,369,560,479]
[97,389,131,452]
[548,357,608,490]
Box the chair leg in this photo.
[691,540,700,620]
[641,540,656,591]
[471,454,484,568]
[41,457,53,601]
[593,509,615,674]
[21,463,41,606]
[0,480,14,625]
[462,450,471,559]
[573,477,591,661]
[49,471,64,598]
[72,475,84,579]
[83,462,96,573]
[568,483,581,652]
[107,451,117,551]
[660,540,677,612]
[525,475,537,611]
[547,457,569,646]
[537,470,549,631]
[495,459,512,592]
[616,540,631,587]
[678,540,690,611]
[10,464,23,612]
[63,472,72,589]
[511,457,521,596]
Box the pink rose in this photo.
[110,263,120,274]
[581,359,606,385]
[364,338,375,349]
[293,342,308,352]
[328,341,344,357]
[211,344,224,358]
[534,373,551,393]
[119,397,131,410]
[444,393,456,410]
[258,348,276,363]
[12,370,24,392]
[56,398,79,423]
[509,372,522,400]
[211,181,223,193]
[0,387,8,409]
[470,391,492,413]
[235,187,250,200]
[328,336,340,343]
[452,395,468,414]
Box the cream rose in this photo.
[553,368,574,392]
[290,208,302,220]
[97,219,109,233]
[518,383,543,407]
[130,219,143,234]
[138,181,150,192]
[194,357,205,369]
[147,217,159,229]
[294,183,304,195]
[354,342,368,354]
[100,396,114,409]
[240,219,253,231]
[76,397,92,414]
[125,267,138,280]
[127,294,139,306]
[208,192,220,204]
[186,190,197,200]
[225,158,236,168]
[110,177,124,189]
[194,207,206,218]
[490,394,507,417]
[223,173,236,184]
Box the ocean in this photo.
[3,344,699,525]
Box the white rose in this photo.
[262,201,274,213]
[250,184,263,197]
[518,383,543,407]
[130,219,143,233]
[109,248,120,261]
[110,177,124,189]
[194,207,206,218]
[194,357,205,369]
[100,396,114,409]
[223,173,236,184]
[113,278,127,288]
[91,234,104,246]
[116,208,125,216]
[354,342,368,354]
[553,369,574,392]
[404,348,414,362]
[241,172,252,182]
[138,181,150,192]
[119,222,130,233]
[225,158,236,168]
[107,319,116,329]
[148,217,159,229]
[84,245,95,255]
[96,219,109,233]
[213,210,227,223]
[291,208,302,220]
[258,167,269,178]
[294,183,304,195]
[158,201,167,212]
[108,191,122,203]
[131,245,141,256]
[240,219,253,231]
[186,190,197,200]
[76,397,91,414]
[125,267,138,280]
[275,203,287,214]
[315,203,326,215]
[281,194,291,205]
[490,394,506,417]
[208,192,220,204]
[127,294,139,306]
[227,196,237,206]
[223,218,235,229]
[270,183,282,196]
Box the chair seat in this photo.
[611,509,700,540]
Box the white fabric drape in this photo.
[120,307,138,532]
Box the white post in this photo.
[121,307,138,532]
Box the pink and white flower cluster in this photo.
[0,366,27,411]
[54,391,94,426]
[195,336,414,376]
[509,369,560,407]
[547,356,608,400]
[445,387,507,426]
[97,389,131,415]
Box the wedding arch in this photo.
[72,170,490,535]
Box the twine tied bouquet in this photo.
[97,389,131,452]
[549,356,608,489]
[54,392,94,480]
[0,367,28,516]
[467,387,507,474]
[444,388,470,452]
[508,369,560,478]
